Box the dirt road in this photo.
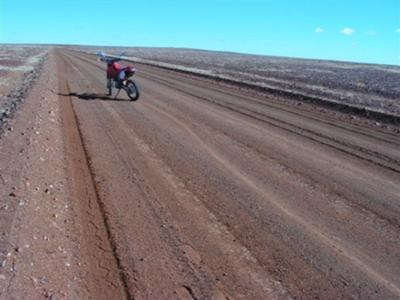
[26,48,400,299]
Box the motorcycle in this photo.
[97,51,140,101]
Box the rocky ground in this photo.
[0,48,119,300]
[0,46,48,127]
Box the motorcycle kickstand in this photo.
[114,88,122,99]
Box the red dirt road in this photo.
[3,48,399,299]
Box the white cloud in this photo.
[315,27,324,33]
[396,28,400,33]
[341,27,355,35]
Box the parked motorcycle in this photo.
[97,52,140,101]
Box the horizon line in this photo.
[1,42,399,67]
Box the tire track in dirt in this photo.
[58,49,400,299]
[56,51,132,299]
[137,97,400,298]
[82,64,400,298]
[62,51,291,298]
[137,71,400,174]
[66,50,400,152]
[136,66,400,146]
[101,101,289,299]
[133,73,400,233]
[105,78,400,298]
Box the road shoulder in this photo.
[0,49,126,299]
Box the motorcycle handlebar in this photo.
[100,57,122,63]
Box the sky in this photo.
[1,0,399,65]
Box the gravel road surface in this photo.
[1,48,400,299]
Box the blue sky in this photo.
[1,0,399,65]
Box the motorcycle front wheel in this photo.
[125,80,140,101]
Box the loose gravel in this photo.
[0,47,48,130]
